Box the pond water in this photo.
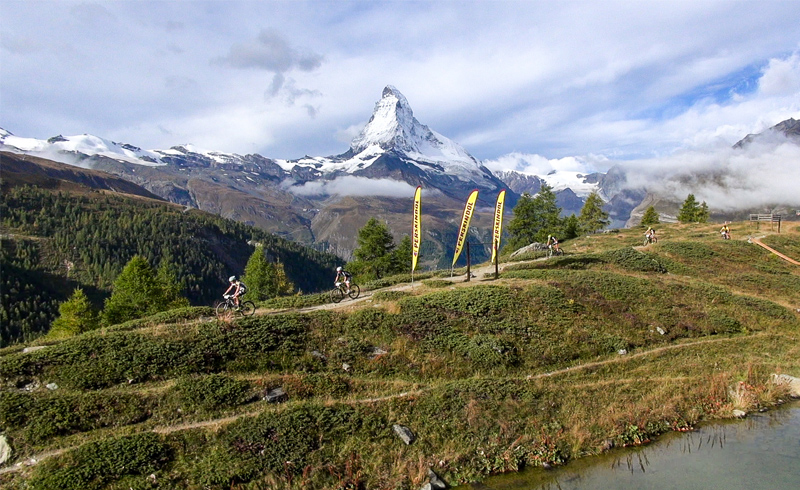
[455,401,800,490]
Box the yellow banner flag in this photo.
[491,189,506,265]
[452,189,479,268]
[411,186,422,273]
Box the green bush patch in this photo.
[29,432,171,490]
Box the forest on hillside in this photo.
[0,186,341,346]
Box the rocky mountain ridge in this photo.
[3,92,798,261]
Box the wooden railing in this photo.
[749,214,782,232]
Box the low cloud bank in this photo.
[282,175,419,198]
[620,137,800,211]
[483,152,608,177]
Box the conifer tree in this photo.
[562,214,580,240]
[641,205,660,226]
[391,235,413,274]
[506,183,562,250]
[697,201,710,223]
[577,191,610,234]
[273,260,295,297]
[157,262,190,309]
[678,194,710,223]
[350,218,396,279]
[242,245,277,301]
[49,288,98,338]
[102,255,164,325]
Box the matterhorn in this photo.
[280,85,508,203]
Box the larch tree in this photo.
[641,206,660,226]
[577,191,610,234]
[49,288,98,338]
[350,218,396,280]
[391,234,413,274]
[678,194,710,223]
[241,245,278,301]
[102,255,165,325]
[506,183,563,250]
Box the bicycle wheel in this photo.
[239,301,256,316]
[347,284,360,300]
[215,301,232,321]
[330,288,344,303]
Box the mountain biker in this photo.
[223,275,245,309]
[645,227,656,244]
[334,266,352,294]
[720,223,731,240]
[547,235,560,254]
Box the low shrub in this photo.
[109,306,215,331]
[429,332,520,369]
[659,241,716,260]
[189,406,324,487]
[329,336,372,367]
[422,279,452,288]
[29,432,171,490]
[0,391,150,445]
[282,373,353,399]
[174,374,252,413]
[598,247,671,273]
[411,285,517,318]
[260,292,329,309]
[370,290,410,302]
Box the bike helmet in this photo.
[229,276,236,282]
[336,266,342,272]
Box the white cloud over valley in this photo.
[282,176,418,198]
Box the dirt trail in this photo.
[750,236,800,265]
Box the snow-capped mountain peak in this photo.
[347,86,478,166]
[350,85,419,154]
[0,130,167,167]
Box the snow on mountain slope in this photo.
[277,86,497,187]
[0,129,166,167]
[541,170,600,198]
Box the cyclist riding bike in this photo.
[645,227,656,244]
[547,235,560,254]
[720,224,731,240]
[334,266,352,294]
[223,275,246,309]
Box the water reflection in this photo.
[456,401,800,489]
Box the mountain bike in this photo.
[215,295,256,320]
[547,245,564,258]
[643,234,658,246]
[330,282,360,303]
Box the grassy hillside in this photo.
[0,185,341,346]
[0,221,798,489]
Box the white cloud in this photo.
[2,1,800,164]
[214,29,323,73]
[621,139,800,211]
[758,53,800,96]
[483,153,607,176]
[283,176,418,198]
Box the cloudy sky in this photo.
[2,0,799,177]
